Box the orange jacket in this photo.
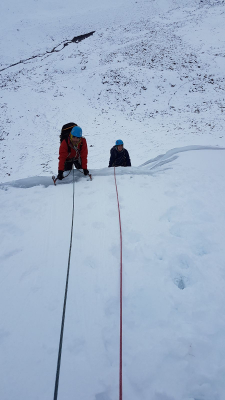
[58,137,88,171]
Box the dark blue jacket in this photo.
[108,146,131,167]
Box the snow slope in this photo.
[1,0,225,399]
[1,147,225,400]
[0,0,225,181]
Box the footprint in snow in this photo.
[173,275,189,290]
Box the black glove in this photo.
[57,170,64,180]
[83,169,89,176]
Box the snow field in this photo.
[1,148,225,399]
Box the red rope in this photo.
[114,167,123,400]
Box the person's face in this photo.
[71,136,81,145]
[117,145,123,152]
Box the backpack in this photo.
[60,122,77,143]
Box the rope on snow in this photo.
[53,166,75,400]
[114,167,123,400]
[52,166,122,399]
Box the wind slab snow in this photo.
[0,0,225,400]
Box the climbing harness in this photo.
[53,166,75,400]
[114,167,123,400]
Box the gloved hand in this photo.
[83,169,89,176]
[57,170,64,180]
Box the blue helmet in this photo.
[71,126,82,137]
[115,139,123,146]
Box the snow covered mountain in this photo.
[1,0,225,179]
[0,1,225,399]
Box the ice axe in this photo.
[52,175,58,185]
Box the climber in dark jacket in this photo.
[108,140,131,167]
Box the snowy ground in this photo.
[1,146,225,400]
[1,0,225,399]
